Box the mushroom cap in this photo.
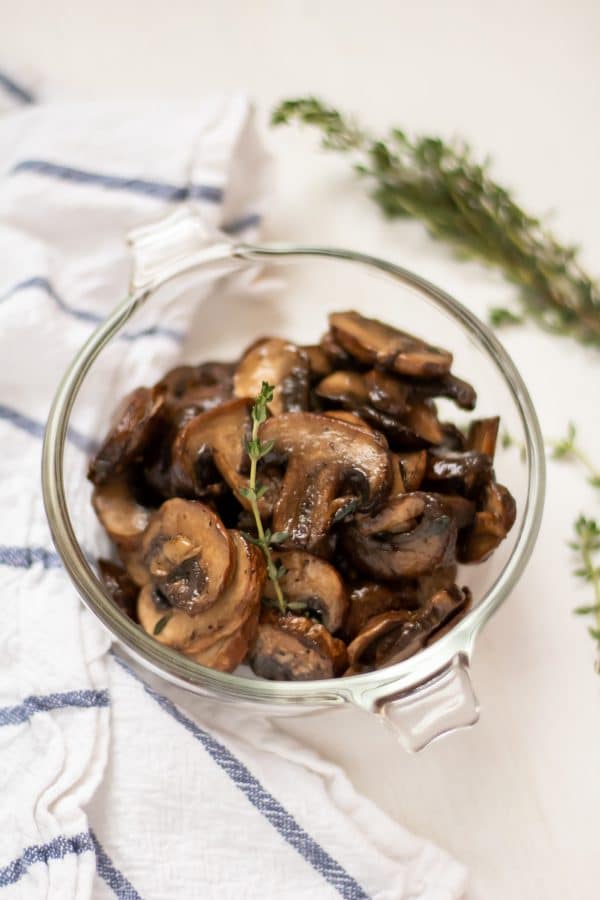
[344,581,418,640]
[458,481,516,563]
[396,451,428,491]
[88,385,165,485]
[342,492,456,580]
[263,549,348,632]
[365,369,410,417]
[302,344,334,380]
[233,337,310,415]
[260,412,393,554]
[92,474,151,549]
[140,498,234,615]
[315,370,369,409]
[347,585,468,667]
[329,311,453,377]
[138,530,264,666]
[248,610,348,681]
[405,373,477,411]
[425,448,493,494]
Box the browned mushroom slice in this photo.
[88,386,165,485]
[302,344,334,380]
[345,582,418,640]
[466,416,500,459]
[459,482,516,563]
[329,311,453,377]
[138,531,264,665]
[324,410,379,434]
[402,401,445,445]
[319,330,354,367]
[429,494,476,529]
[347,586,468,667]
[342,493,456,580]
[263,550,348,632]
[157,361,234,399]
[315,371,369,409]
[405,373,477,411]
[187,603,260,671]
[248,610,348,681]
[140,498,234,615]
[98,558,139,619]
[364,369,410,417]
[440,423,467,451]
[260,412,393,554]
[396,451,427,491]
[171,399,278,514]
[92,474,151,550]
[425,448,493,494]
[234,337,310,415]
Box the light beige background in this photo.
[1,2,598,898]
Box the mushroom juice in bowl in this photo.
[42,212,544,750]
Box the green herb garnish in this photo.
[571,517,600,671]
[240,382,288,613]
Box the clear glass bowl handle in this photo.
[374,654,479,751]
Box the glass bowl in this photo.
[42,209,545,751]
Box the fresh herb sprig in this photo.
[548,422,600,491]
[272,97,600,346]
[571,517,600,670]
[240,382,288,613]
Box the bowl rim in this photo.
[42,239,546,707]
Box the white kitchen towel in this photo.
[0,69,467,900]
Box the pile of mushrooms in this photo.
[89,310,516,680]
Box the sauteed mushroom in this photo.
[329,311,453,377]
[249,610,348,680]
[263,550,348,632]
[344,582,418,640]
[466,416,500,458]
[92,474,151,549]
[98,558,138,619]
[459,482,516,563]
[89,386,165,485]
[425,448,493,494]
[234,337,310,415]
[140,498,233,614]
[260,412,393,554]
[342,493,456,579]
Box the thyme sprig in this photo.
[240,382,288,613]
[548,422,600,491]
[570,517,600,670]
[272,97,600,346]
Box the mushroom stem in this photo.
[245,382,287,613]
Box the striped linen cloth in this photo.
[0,70,467,900]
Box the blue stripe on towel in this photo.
[0,689,110,727]
[0,276,183,342]
[0,830,142,898]
[10,159,223,204]
[114,656,370,900]
[90,830,143,900]
[0,832,94,888]
[0,70,35,105]
[0,545,62,569]
[0,402,96,454]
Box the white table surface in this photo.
[2,2,599,897]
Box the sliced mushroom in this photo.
[138,530,264,668]
[347,585,468,667]
[319,330,354,367]
[248,610,348,680]
[171,399,279,514]
[302,344,334,380]
[466,416,500,459]
[329,311,452,377]
[140,498,234,614]
[342,493,456,580]
[344,582,418,640]
[88,386,165,485]
[425,448,493,494]
[260,412,393,554]
[396,451,427,491]
[315,371,369,409]
[440,423,467,451]
[98,558,139,619]
[365,369,410,417]
[324,410,379,434]
[405,373,477,411]
[92,474,151,549]
[233,337,310,415]
[158,361,234,427]
[459,482,516,563]
[263,550,348,632]
[429,493,476,529]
